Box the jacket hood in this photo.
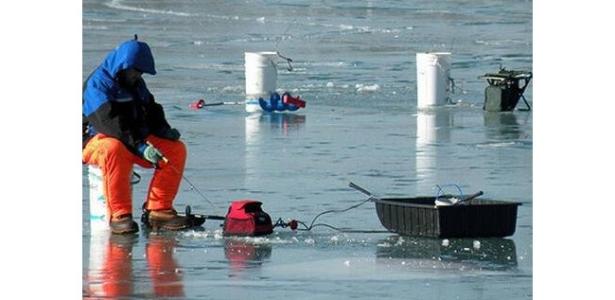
[83,39,156,117]
[101,39,156,77]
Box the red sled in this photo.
[223,200,273,236]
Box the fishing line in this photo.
[146,142,220,213]
[274,17,297,71]
[274,17,297,51]
[445,36,460,104]
[172,165,219,212]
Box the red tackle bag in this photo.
[223,200,273,236]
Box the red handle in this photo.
[283,94,306,108]
[189,99,206,110]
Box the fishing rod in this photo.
[146,142,220,213]
[202,101,244,106]
[188,99,244,110]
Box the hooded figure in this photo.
[83,38,191,234]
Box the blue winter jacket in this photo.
[82,39,171,153]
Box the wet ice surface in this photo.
[83,0,531,299]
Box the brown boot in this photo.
[147,209,191,231]
[110,214,139,234]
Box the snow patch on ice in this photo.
[356,83,381,93]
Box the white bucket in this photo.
[86,165,109,232]
[245,51,278,113]
[416,52,452,109]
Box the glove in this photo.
[155,127,181,140]
[138,143,164,165]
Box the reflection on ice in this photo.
[145,234,185,297]
[225,238,273,272]
[416,108,453,146]
[260,113,306,133]
[244,112,307,191]
[84,232,185,298]
[376,236,517,272]
[84,233,135,298]
[415,109,454,192]
[483,112,522,141]
[245,112,307,145]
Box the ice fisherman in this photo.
[82,37,191,234]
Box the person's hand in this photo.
[156,127,181,140]
[138,143,165,165]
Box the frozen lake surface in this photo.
[83,0,532,299]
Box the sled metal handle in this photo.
[348,182,381,201]
[456,191,484,205]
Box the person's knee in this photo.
[168,140,187,166]
[101,138,133,160]
[174,140,187,158]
